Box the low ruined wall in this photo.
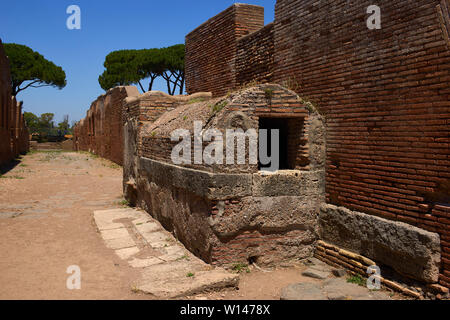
[136,158,322,265]
[122,91,213,204]
[185,4,265,97]
[125,84,326,266]
[73,86,139,165]
[319,204,441,283]
[0,40,29,166]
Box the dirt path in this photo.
[0,151,145,300]
[0,151,304,300]
[0,151,401,300]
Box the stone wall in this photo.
[185,4,265,97]
[123,84,326,266]
[184,0,450,289]
[0,39,29,167]
[73,86,139,165]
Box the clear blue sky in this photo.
[0,0,275,124]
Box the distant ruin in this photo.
[73,86,140,165]
[0,40,30,167]
[74,0,450,294]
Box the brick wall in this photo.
[272,0,450,288]
[128,84,326,266]
[0,39,29,166]
[185,4,265,97]
[140,85,319,174]
[184,0,450,288]
[236,23,274,86]
[73,86,139,165]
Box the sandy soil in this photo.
[0,151,323,300]
[0,151,143,300]
[0,151,401,300]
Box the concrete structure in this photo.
[0,39,29,166]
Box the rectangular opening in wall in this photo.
[258,117,303,171]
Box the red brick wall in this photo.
[272,0,450,288]
[73,86,139,165]
[236,23,274,86]
[184,0,450,287]
[185,4,265,97]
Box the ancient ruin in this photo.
[0,40,29,167]
[73,0,450,296]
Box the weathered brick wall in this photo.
[236,23,274,86]
[272,0,450,289]
[0,40,29,166]
[73,86,139,165]
[184,0,450,289]
[185,4,265,97]
[128,84,326,266]
[141,85,318,174]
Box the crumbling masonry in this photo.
[74,1,450,293]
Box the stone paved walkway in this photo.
[94,208,239,298]
[281,258,392,300]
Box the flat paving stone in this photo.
[140,231,169,244]
[105,236,136,250]
[137,261,238,299]
[135,222,160,234]
[100,228,130,240]
[128,257,164,268]
[114,247,140,260]
[94,207,239,298]
[281,283,327,300]
[302,268,330,280]
[280,277,392,301]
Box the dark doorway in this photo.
[258,117,290,170]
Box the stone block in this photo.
[319,204,441,283]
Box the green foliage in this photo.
[24,112,39,133]
[347,275,365,287]
[231,263,250,274]
[57,115,71,134]
[25,112,73,141]
[187,97,205,104]
[159,44,185,95]
[98,44,185,95]
[118,199,130,207]
[186,272,195,278]
[4,43,66,96]
[98,49,161,92]
[264,88,274,99]
[210,100,228,114]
